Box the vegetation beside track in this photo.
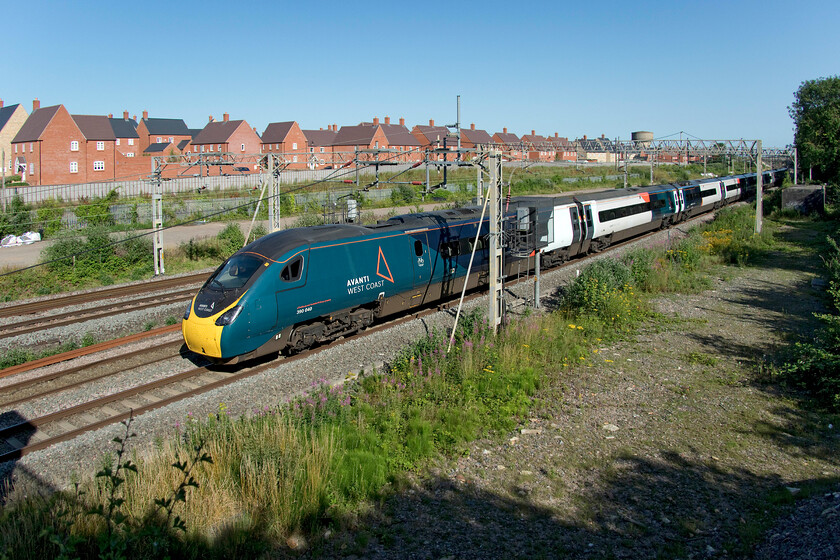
[4,196,838,558]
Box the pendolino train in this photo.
[182,168,787,363]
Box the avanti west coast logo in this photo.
[347,246,394,295]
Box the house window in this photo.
[309,147,314,153]
[30,163,34,174]
[97,141,105,151]
[374,141,379,148]
[30,142,33,152]
[116,139,120,146]
[292,155,298,163]
[157,137,162,143]
[240,143,245,152]
[93,161,105,171]
[201,146,205,152]
[126,152,135,157]
[292,142,297,150]
[70,161,78,173]
[14,145,17,153]
[128,139,134,146]
[320,147,324,153]
[169,137,174,142]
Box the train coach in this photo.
[183,168,788,364]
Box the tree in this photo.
[789,76,840,184]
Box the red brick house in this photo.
[109,111,139,159]
[302,126,337,169]
[547,133,577,162]
[492,128,524,161]
[190,115,261,155]
[135,111,192,153]
[459,124,494,151]
[411,119,450,147]
[331,117,421,166]
[260,121,308,169]
[520,131,556,162]
[12,102,84,185]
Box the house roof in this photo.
[261,121,298,143]
[302,129,337,147]
[0,104,22,133]
[577,137,614,152]
[144,142,171,153]
[332,124,377,146]
[12,105,62,143]
[177,139,191,151]
[142,117,190,136]
[412,125,451,144]
[191,120,249,144]
[109,117,138,139]
[493,131,521,145]
[73,115,116,141]
[461,128,494,146]
[380,124,421,147]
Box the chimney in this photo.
[531,129,535,136]
[0,99,3,109]
[108,113,113,118]
[373,116,379,125]
[601,133,605,139]
[399,117,405,126]
[142,110,148,120]
[253,127,257,133]
[384,116,390,125]
[123,110,129,120]
[555,132,559,138]
[429,119,435,126]
[470,123,475,130]
[209,116,214,123]
[33,98,40,111]
[223,112,229,122]
[583,135,587,140]
[132,115,137,121]
[503,127,507,134]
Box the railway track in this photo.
[0,271,208,319]
[0,289,195,340]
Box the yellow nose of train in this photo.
[182,301,224,358]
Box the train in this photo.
[181,168,788,363]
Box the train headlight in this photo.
[215,305,243,326]
[183,303,191,320]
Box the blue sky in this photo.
[4,0,838,148]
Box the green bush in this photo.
[0,195,32,237]
[35,198,65,237]
[390,185,417,205]
[74,189,118,227]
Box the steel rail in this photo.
[0,324,182,379]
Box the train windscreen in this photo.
[193,254,266,318]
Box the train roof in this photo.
[240,207,486,261]
[243,223,373,260]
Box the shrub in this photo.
[35,198,65,237]
[0,195,33,237]
[74,189,118,227]
[390,185,417,205]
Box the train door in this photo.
[573,201,594,253]
[409,232,432,290]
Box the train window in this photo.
[280,255,304,282]
[700,189,717,198]
[459,238,473,255]
[414,240,424,257]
